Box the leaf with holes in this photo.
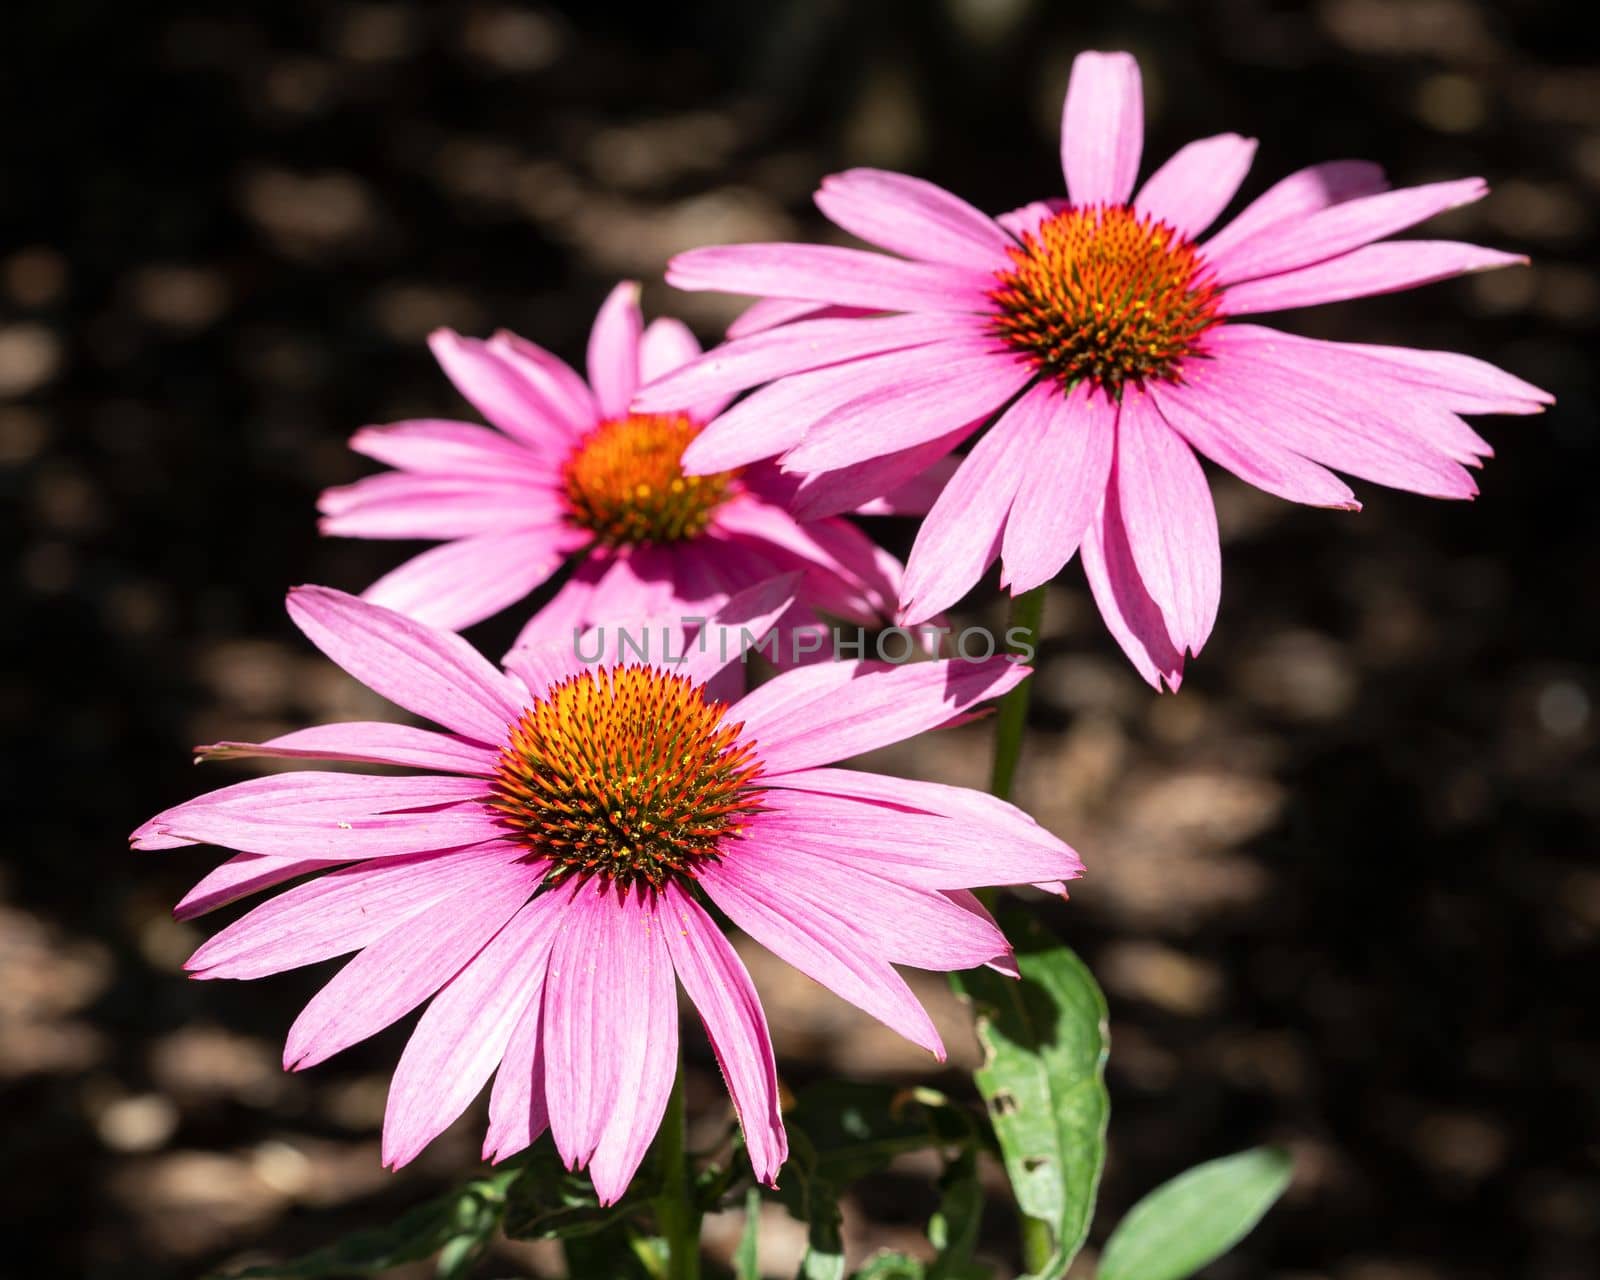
[1097,1146,1294,1280]
[950,910,1108,1278]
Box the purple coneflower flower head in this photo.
[130,578,1081,1202]
[652,50,1551,690]
[320,283,940,655]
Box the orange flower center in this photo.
[562,413,737,545]
[490,665,763,893]
[990,205,1222,395]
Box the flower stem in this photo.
[655,1058,700,1280]
[989,584,1047,802]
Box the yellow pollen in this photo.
[562,413,737,545]
[989,204,1222,395]
[489,665,764,895]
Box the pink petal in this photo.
[999,381,1116,595]
[174,855,328,921]
[132,771,491,851]
[282,855,546,1069]
[659,883,787,1185]
[484,973,551,1162]
[749,787,1082,889]
[187,842,529,980]
[349,420,549,476]
[725,824,1014,969]
[782,346,1031,472]
[506,555,606,653]
[1221,240,1525,314]
[788,426,975,522]
[998,199,1068,240]
[814,168,1013,266]
[382,893,565,1169]
[194,722,498,776]
[541,887,677,1202]
[1134,133,1257,238]
[731,656,1028,775]
[677,572,803,686]
[155,806,501,861]
[714,498,894,622]
[429,329,582,452]
[638,316,702,382]
[1201,328,1480,497]
[286,586,525,744]
[1211,177,1488,284]
[1149,374,1360,509]
[361,529,581,631]
[587,282,644,418]
[899,396,1039,625]
[318,472,565,540]
[725,298,860,339]
[667,243,995,314]
[636,313,981,413]
[697,859,944,1057]
[682,342,979,475]
[1114,389,1221,656]
[1203,160,1388,259]
[490,330,601,435]
[1060,51,1144,206]
[1081,476,1185,691]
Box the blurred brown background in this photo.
[2,1,1596,1276]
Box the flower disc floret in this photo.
[562,413,737,545]
[990,204,1222,394]
[490,665,763,892]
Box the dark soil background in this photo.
[2,1,1596,1277]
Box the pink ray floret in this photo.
[654,50,1550,690]
[319,282,945,654]
[131,580,1082,1202]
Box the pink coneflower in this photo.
[320,283,938,653]
[130,581,1081,1200]
[651,51,1550,689]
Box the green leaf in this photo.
[1097,1146,1293,1280]
[782,1129,846,1280]
[950,910,1109,1278]
[217,1170,519,1279]
[784,1081,979,1188]
[502,1138,658,1240]
[927,1149,989,1280]
[734,1187,762,1280]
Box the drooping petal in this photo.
[782,345,1031,473]
[1080,476,1185,691]
[1000,381,1116,595]
[286,586,525,744]
[1149,374,1360,509]
[814,168,1014,267]
[1113,389,1221,656]
[541,887,677,1202]
[174,855,328,921]
[635,313,981,414]
[361,528,583,631]
[1060,51,1144,206]
[730,657,1028,775]
[1202,159,1388,259]
[193,723,499,777]
[587,282,644,418]
[1221,241,1525,314]
[698,858,944,1057]
[483,973,551,1162]
[658,883,787,1185]
[1134,133,1257,238]
[186,841,529,980]
[899,394,1039,624]
[282,855,546,1069]
[382,892,564,1169]
[1210,177,1488,284]
[667,243,995,314]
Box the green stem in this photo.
[655,1059,700,1280]
[988,584,1047,802]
